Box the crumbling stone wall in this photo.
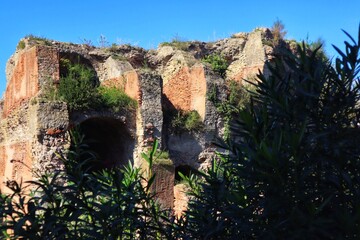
[174,183,189,217]
[151,161,175,209]
[0,45,61,193]
[162,64,207,120]
[227,28,271,82]
[0,28,277,208]
[31,101,69,174]
[138,71,163,146]
[3,46,59,117]
[0,102,37,193]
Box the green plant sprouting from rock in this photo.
[56,60,137,112]
[160,35,191,51]
[208,80,255,139]
[16,40,26,50]
[58,62,100,110]
[98,86,138,112]
[171,110,204,134]
[202,53,229,78]
[25,34,52,46]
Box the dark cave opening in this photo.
[74,117,134,171]
[175,165,193,182]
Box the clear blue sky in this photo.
[1,0,359,98]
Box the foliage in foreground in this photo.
[0,133,171,239]
[180,26,360,239]
[1,27,359,239]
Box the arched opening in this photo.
[73,117,134,171]
[175,165,193,182]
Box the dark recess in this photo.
[75,117,134,171]
[175,165,193,182]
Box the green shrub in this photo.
[185,110,204,131]
[208,80,255,140]
[111,54,127,61]
[304,38,329,62]
[176,26,360,239]
[153,152,173,170]
[58,63,100,110]
[16,40,25,50]
[202,54,229,78]
[57,61,137,112]
[98,86,137,112]
[171,110,204,133]
[228,80,253,109]
[109,43,118,52]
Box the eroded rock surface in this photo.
[0,28,281,209]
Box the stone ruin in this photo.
[0,28,277,213]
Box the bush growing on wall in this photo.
[171,110,204,133]
[98,86,138,112]
[270,18,287,46]
[58,63,100,110]
[202,54,229,78]
[208,80,255,140]
[58,61,137,112]
[16,40,25,50]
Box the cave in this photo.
[74,117,134,171]
[175,165,193,182]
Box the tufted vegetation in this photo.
[202,53,229,78]
[57,60,136,112]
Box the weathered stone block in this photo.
[138,71,163,145]
[3,47,39,117]
[151,160,175,209]
[0,142,32,193]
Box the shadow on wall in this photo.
[161,94,176,150]
[73,117,134,171]
[161,95,203,167]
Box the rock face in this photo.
[0,28,278,207]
